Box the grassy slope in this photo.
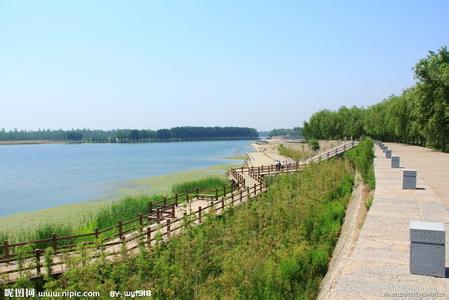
[344,137,375,189]
[278,144,315,162]
[38,159,354,299]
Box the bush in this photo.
[171,177,227,194]
[308,138,320,151]
[345,137,375,189]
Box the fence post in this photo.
[3,240,8,259]
[171,204,175,218]
[175,193,179,206]
[215,188,219,201]
[35,249,41,274]
[198,207,202,223]
[139,213,143,226]
[157,208,161,223]
[167,219,171,238]
[52,233,57,252]
[246,187,250,199]
[118,221,123,239]
[254,183,257,195]
[240,190,243,202]
[95,228,99,240]
[146,227,151,248]
[221,197,225,211]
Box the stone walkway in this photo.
[322,144,449,299]
[385,142,449,211]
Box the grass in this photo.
[278,144,315,162]
[0,164,235,245]
[344,137,375,189]
[0,175,231,255]
[171,177,228,194]
[37,158,355,298]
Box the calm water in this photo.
[0,140,252,217]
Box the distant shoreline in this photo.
[0,140,66,145]
[0,138,258,146]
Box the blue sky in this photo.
[1,1,448,131]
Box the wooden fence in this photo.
[0,185,236,263]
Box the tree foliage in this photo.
[303,47,449,152]
[269,127,303,138]
[0,126,259,143]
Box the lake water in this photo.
[0,140,252,217]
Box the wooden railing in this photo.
[0,183,265,281]
[0,185,235,264]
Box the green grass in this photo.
[171,177,228,194]
[278,144,315,162]
[344,137,375,190]
[0,176,230,255]
[39,159,355,298]
[0,164,235,243]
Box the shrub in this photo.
[308,138,320,151]
[345,137,375,189]
[171,177,228,194]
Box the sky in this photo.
[1,1,448,131]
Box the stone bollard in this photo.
[410,221,445,277]
[391,155,400,168]
[383,146,388,153]
[403,169,417,189]
[385,149,392,159]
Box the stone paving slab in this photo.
[324,145,449,298]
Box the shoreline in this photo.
[0,138,259,146]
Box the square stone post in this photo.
[410,221,445,278]
[391,155,400,168]
[385,149,392,159]
[403,169,417,189]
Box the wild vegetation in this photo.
[278,144,315,162]
[303,47,449,152]
[171,177,227,194]
[344,137,375,189]
[0,126,258,143]
[11,159,355,298]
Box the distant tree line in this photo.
[269,127,303,138]
[303,46,449,152]
[0,126,259,143]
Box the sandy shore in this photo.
[247,138,346,167]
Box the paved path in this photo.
[322,144,449,299]
[385,142,449,211]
